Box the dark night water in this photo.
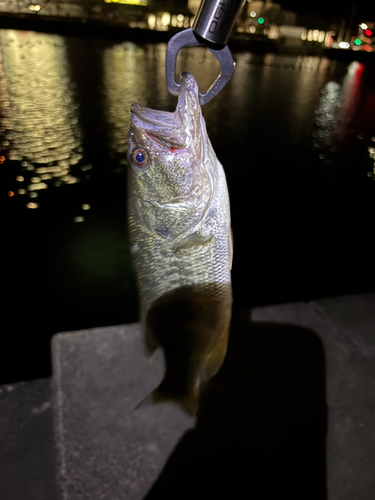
[1,29,375,382]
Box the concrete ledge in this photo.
[0,379,58,500]
[251,293,375,500]
[51,293,375,500]
[51,323,195,500]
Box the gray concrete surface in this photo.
[1,293,374,500]
[51,323,195,500]
[0,378,58,500]
[251,294,375,500]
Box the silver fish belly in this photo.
[127,73,232,414]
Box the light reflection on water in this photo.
[103,42,149,155]
[1,30,375,382]
[314,61,364,153]
[0,30,87,208]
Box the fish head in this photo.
[127,73,214,240]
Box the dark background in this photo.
[280,0,375,21]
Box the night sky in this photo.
[280,0,375,22]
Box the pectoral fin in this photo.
[172,233,213,252]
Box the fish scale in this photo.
[127,73,232,414]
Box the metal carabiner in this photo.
[165,0,245,105]
[165,28,235,106]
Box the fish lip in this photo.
[178,72,199,98]
[131,103,186,148]
[131,103,176,129]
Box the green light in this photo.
[354,38,361,45]
[258,17,264,24]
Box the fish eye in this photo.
[132,148,149,168]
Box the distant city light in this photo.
[74,216,85,223]
[16,176,24,182]
[82,204,91,210]
[8,191,14,197]
[354,38,361,45]
[148,14,156,29]
[268,25,279,39]
[26,202,39,209]
[250,11,256,17]
[360,23,368,30]
[104,0,148,5]
[28,4,41,11]
[364,45,372,52]
[365,29,373,37]
[338,42,350,49]
[148,11,173,31]
[161,12,171,27]
[325,31,336,47]
[258,17,264,24]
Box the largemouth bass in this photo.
[127,73,232,414]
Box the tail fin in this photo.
[135,385,199,416]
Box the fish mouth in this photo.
[131,104,176,128]
[131,73,199,148]
[131,103,186,148]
